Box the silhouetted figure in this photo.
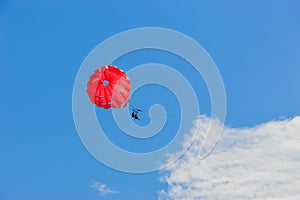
[131,109,141,120]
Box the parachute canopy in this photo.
[87,65,131,109]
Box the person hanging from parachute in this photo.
[86,65,193,122]
[86,65,141,120]
[131,108,142,120]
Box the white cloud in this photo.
[159,116,300,200]
[90,181,119,196]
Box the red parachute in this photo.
[87,65,131,109]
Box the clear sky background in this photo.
[1,1,300,200]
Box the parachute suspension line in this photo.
[129,97,143,112]
[129,99,137,110]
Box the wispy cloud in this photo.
[159,116,300,200]
[90,181,119,196]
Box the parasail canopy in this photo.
[87,65,131,109]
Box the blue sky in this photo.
[1,1,300,200]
